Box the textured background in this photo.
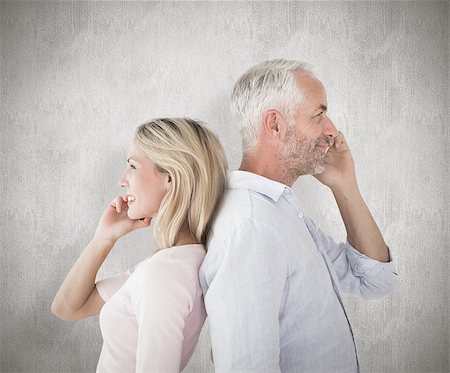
[1,1,448,372]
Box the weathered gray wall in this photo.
[1,1,448,372]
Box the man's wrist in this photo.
[330,178,359,197]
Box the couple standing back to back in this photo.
[53,59,397,373]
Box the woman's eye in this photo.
[128,164,136,169]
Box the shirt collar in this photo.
[228,170,289,202]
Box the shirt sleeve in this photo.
[132,256,195,373]
[200,219,287,373]
[304,215,398,300]
[95,268,134,302]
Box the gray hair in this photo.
[231,59,315,153]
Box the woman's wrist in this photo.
[91,235,117,253]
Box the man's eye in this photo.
[128,164,136,169]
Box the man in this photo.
[199,59,397,373]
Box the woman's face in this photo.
[119,141,169,220]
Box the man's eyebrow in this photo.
[317,104,328,112]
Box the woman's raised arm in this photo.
[51,237,114,320]
[52,195,151,320]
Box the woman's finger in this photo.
[115,196,122,213]
[110,196,119,210]
[138,217,152,228]
[109,196,129,215]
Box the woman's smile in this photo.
[125,195,136,203]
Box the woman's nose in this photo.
[118,172,128,188]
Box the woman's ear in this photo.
[165,175,172,191]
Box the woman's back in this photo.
[96,244,206,372]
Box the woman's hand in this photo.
[94,195,152,243]
[52,196,151,321]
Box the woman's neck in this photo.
[174,225,199,246]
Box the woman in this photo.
[52,118,228,372]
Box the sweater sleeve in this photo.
[132,255,195,373]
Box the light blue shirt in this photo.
[199,170,397,373]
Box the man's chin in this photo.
[312,163,326,175]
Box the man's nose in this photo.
[324,116,338,139]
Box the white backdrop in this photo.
[1,2,448,372]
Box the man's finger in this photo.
[334,131,348,150]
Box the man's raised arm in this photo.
[315,132,390,262]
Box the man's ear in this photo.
[262,110,287,141]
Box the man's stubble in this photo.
[278,126,327,182]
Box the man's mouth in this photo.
[317,137,334,148]
[316,137,334,149]
[316,143,329,149]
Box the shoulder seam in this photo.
[248,188,254,221]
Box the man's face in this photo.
[279,72,338,178]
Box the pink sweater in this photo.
[95,244,206,372]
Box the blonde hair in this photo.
[134,118,228,250]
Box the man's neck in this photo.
[239,153,295,187]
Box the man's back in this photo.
[200,171,388,372]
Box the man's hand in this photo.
[314,131,357,190]
[314,131,390,262]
